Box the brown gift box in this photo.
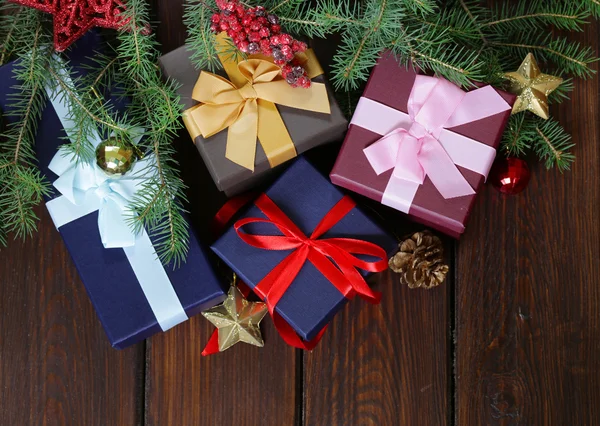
[330,53,515,238]
[158,45,348,196]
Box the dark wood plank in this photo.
[0,207,144,426]
[144,3,299,425]
[455,23,600,425]
[303,237,450,426]
[145,314,298,425]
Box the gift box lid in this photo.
[158,45,348,196]
[211,156,397,341]
[331,52,515,238]
[0,32,226,349]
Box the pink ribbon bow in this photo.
[352,75,511,214]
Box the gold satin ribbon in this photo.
[183,32,331,171]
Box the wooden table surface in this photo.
[1,2,599,425]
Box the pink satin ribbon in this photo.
[353,75,511,214]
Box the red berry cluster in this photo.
[211,0,311,88]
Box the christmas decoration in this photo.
[490,157,531,195]
[212,158,395,350]
[0,3,188,265]
[2,0,600,257]
[330,54,513,238]
[8,0,129,52]
[95,137,137,176]
[210,0,309,87]
[184,0,597,172]
[389,231,448,289]
[159,33,345,195]
[503,53,563,120]
[202,284,268,352]
[0,43,226,348]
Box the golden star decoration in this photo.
[503,53,563,120]
[202,285,268,352]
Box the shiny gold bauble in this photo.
[95,137,136,176]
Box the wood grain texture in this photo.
[145,313,298,426]
[303,268,450,426]
[455,22,600,426]
[0,208,143,426]
[144,3,299,426]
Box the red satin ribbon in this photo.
[234,193,388,350]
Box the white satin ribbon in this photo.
[43,60,188,331]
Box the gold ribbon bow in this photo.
[183,33,331,171]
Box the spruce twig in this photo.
[0,9,51,245]
[118,0,189,266]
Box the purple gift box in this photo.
[0,33,226,348]
[330,53,515,238]
[211,157,397,342]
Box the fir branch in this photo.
[402,0,435,16]
[0,4,23,65]
[414,10,481,43]
[411,44,484,86]
[268,0,294,13]
[483,1,589,31]
[548,78,574,104]
[0,8,52,245]
[489,36,597,78]
[119,0,189,266]
[500,114,533,156]
[184,0,220,71]
[47,66,129,133]
[84,53,120,91]
[457,0,488,45]
[534,117,575,171]
[583,0,600,18]
[330,0,397,90]
[280,0,365,37]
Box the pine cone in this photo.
[389,231,448,289]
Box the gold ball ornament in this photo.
[503,53,563,120]
[95,137,136,176]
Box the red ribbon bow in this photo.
[233,193,388,349]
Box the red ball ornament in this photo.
[9,0,130,52]
[490,157,530,195]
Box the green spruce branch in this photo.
[534,117,575,171]
[184,0,220,71]
[118,0,189,266]
[0,9,51,246]
[483,1,588,31]
[0,4,23,65]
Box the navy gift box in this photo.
[212,157,397,342]
[0,33,226,348]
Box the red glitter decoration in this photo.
[490,157,531,195]
[210,0,310,88]
[9,0,129,52]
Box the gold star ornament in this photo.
[503,53,563,120]
[202,285,268,352]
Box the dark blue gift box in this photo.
[0,33,226,349]
[212,157,397,342]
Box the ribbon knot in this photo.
[182,32,331,172]
[234,193,388,350]
[47,144,152,249]
[356,74,511,212]
[408,121,430,139]
[95,180,114,199]
[238,82,258,100]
